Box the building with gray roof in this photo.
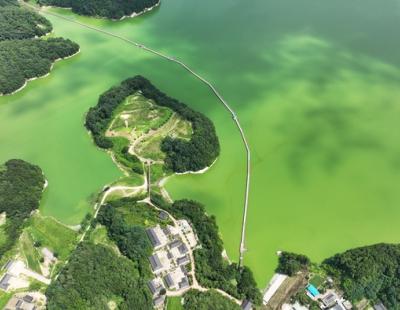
[374,303,387,310]
[241,300,253,310]
[178,276,189,289]
[147,228,162,248]
[177,255,190,266]
[178,244,189,255]
[153,295,165,307]
[149,254,163,273]
[169,240,182,249]
[164,274,175,289]
[0,274,11,291]
[148,278,164,296]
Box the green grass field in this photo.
[0,292,12,309]
[117,202,171,227]
[309,275,325,288]
[20,231,42,273]
[112,175,144,187]
[25,215,78,261]
[109,93,172,137]
[136,114,192,161]
[167,297,183,310]
[89,225,120,254]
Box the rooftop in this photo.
[323,292,338,307]
[242,300,253,310]
[149,254,163,273]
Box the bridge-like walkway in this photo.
[22,1,251,266]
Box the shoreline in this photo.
[175,158,218,176]
[119,0,160,21]
[40,0,160,22]
[0,48,81,97]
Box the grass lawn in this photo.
[112,175,144,187]
[136,114,192,161]
[0,292,12,309]
[89,225,115,247]
[309,274,325,288]
[109,93,172,137]
[150,163,168,184]
[20,231,42,273]
[25,214,78,261]
[0,226,7,249]
[117,202,171,228]
[167,297,183,310]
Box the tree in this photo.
[276,252,310,276]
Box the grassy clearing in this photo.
[309,274,324,288]
[136,114,192,161]
[111,175,144,187]
[0,291,12,309]
[25,214,78,261]
[109,93,172,137]
[20,231,42,273]
[117,202,171,228]
[167,297,183,310]
[150,163,168,184]
[0,226,7,249]
[89,225,119,255]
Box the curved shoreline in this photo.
[40,0,160,21]
[0,48,81,97]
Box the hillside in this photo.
[38,0,159,19]
[0,1,79,95]
[0,159,45,257]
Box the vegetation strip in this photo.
[37,0,160,20]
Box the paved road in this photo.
[21,1,252,267]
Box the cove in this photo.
[1,0,400,287]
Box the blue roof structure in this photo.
[307,284,320,297]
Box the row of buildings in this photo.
[146,219,198,308]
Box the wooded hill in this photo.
[85,76,220,173]
[324,243,400,309]
[0,159,45,257]
[37,0,159,19]
[0,1,79,95]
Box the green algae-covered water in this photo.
[1,0,400,286]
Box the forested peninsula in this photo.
[0,0,79,95]
[37,0,160,20]
[0,159,45,258]
[276,244,400,309]
[85,76,220,173]
[324,243,400,309]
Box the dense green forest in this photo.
[0,159,45,257]
[183,290,241,310]
[37,0,159,19]
[324,243,400,309]
[86,76,220,173]
[0,1,79,95]
[276,252,310,276]
[46,242,153,309]
[0,6,52,40]
[151,194,262,305]
[96,198,153,276]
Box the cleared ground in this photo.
[25,214,78,261]
[167,297,184,310]
[106,93,192,162]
